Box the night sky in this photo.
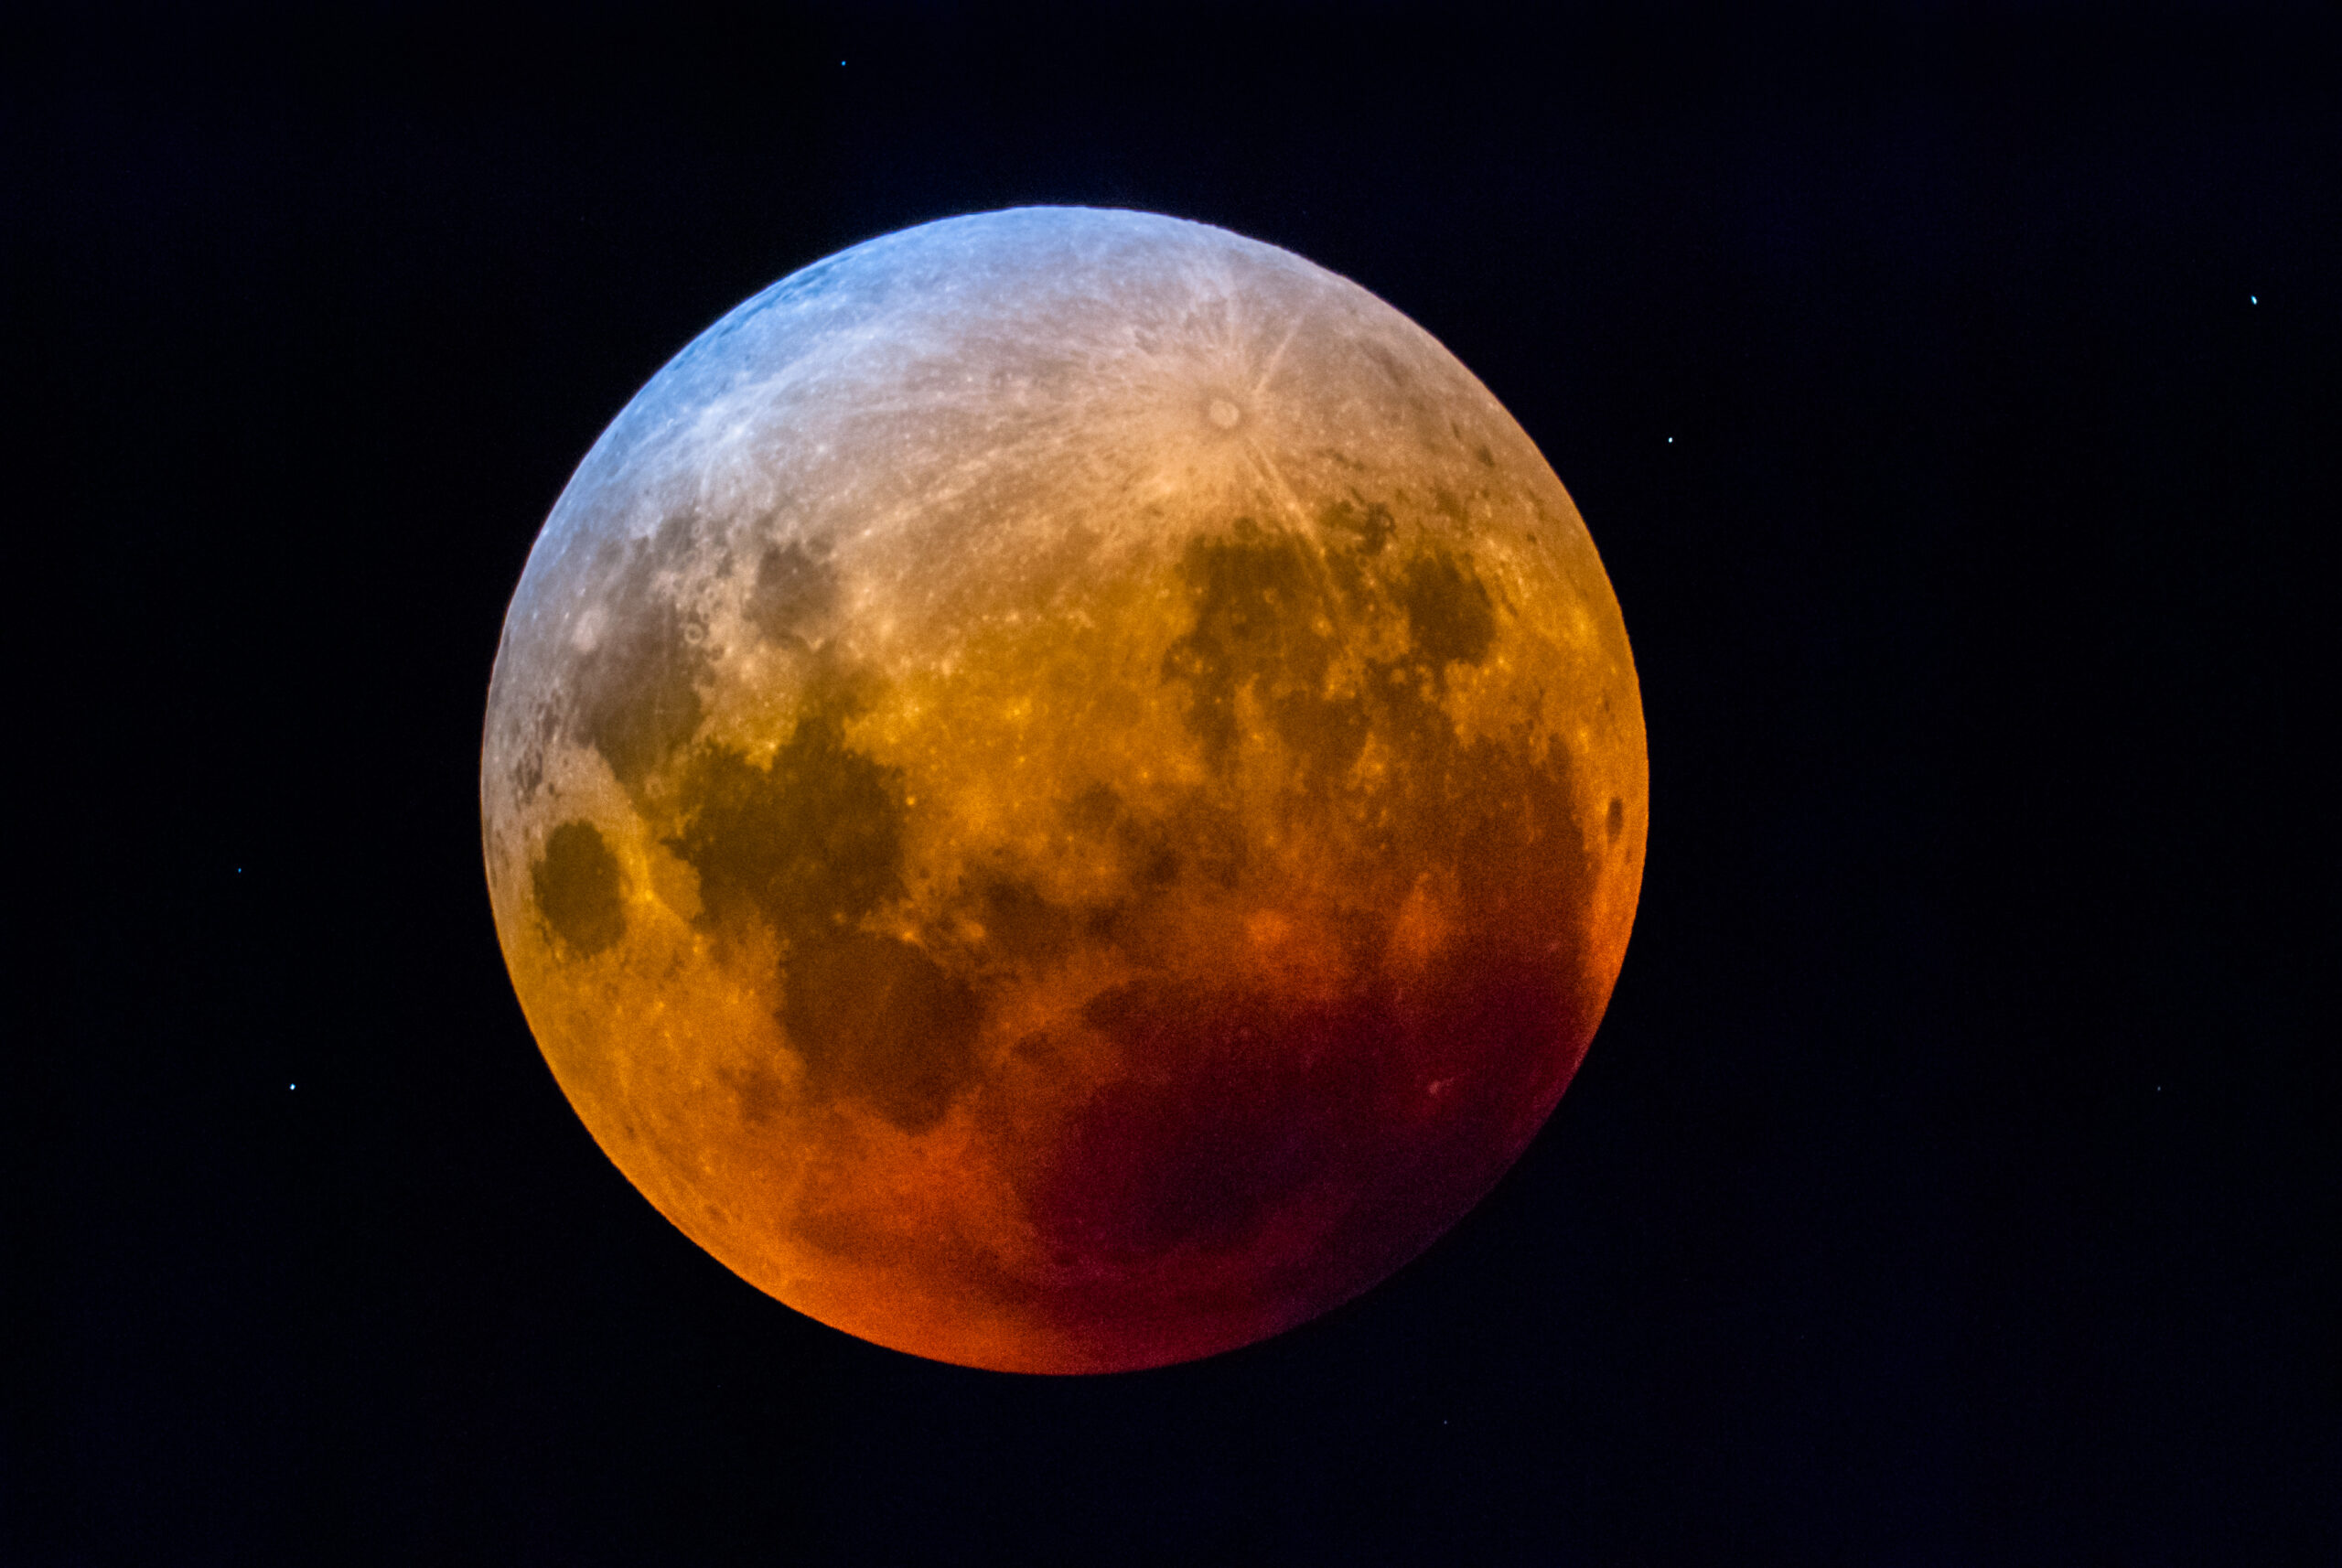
[21,5,2334,1563]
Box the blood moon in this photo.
[480,209,1645,1373]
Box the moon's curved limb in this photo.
[482,207,1645,1373]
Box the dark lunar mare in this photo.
[663,678,985,1133]
[744,539,840,649]
[531,821,627,957]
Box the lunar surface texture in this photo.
[482,208,1646,1373]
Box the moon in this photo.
[481,208,1646,1373]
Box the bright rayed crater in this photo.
[482,208,1645,1373]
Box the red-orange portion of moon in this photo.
[481,209,1645,1372]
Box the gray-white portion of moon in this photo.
[481,205,1630,961]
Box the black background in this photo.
[18,4,2335,1563]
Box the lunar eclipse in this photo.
[481,207,1646,1373]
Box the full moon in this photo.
[481,208,1646,1373]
